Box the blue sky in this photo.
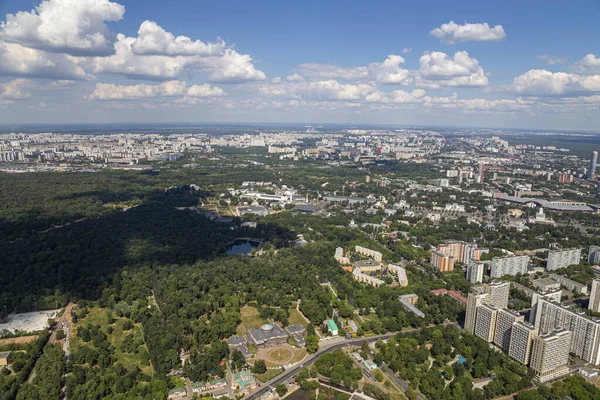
[0,0,598,130]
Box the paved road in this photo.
[246,333,396,400]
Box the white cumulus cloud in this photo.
[417,51,488,88]
[572,54,600,75]
[0,41,91,80]
[367,55,411,85]
[513,69,600,96]
[0,0,124,56]
[131,20,226,57]
[430,21,506,44]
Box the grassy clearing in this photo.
[240,306,268,329]
[256,368,284,383]
[290,348,307,364]
[287,309,309,327]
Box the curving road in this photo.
[246,333,396,400]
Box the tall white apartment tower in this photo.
[508,321,538,365]
[485,281,510,309]
[474,303,498,342]
[465,290,488,334]
[529,330,571,383]
[589,279,600,313]
[494,308,524,352]
[589,151,598,179]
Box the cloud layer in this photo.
[430,21,506,44]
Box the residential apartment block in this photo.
[546,248,582,271]
[490,255,529,278]
[529,330,571,383]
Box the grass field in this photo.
[287,309,309,327]
[290,348,307,364]
[71,306,153,374]
[239,306,269,330]
[0,336,37,346]
[267,348,292,363]
[255,368,283,383]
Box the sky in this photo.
[0,0,598,131]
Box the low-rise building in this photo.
[532,277,561,292]
[399,294,425,318]
[327,319,339,336]
[233,370,257,395]
[548,274,588,294]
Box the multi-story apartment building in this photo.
[589,246,600,265]
[388,264,408,286]
[530,289,562,326]
[490,255,529,278]
[466,261,484,284]
[534,299,600,365]
[334,247,350,265]
[508,321,538,365]
[484,281,511,309]
[529,330,571,382]
[355,245,383,262]
[465,290,488,334]
[475,303,498,342]
[430,250,455,272]
[546,248,582,271]
[430,241,484,271]
[494,309,524,352]
[548,274,588,295]
[589,279,600,313]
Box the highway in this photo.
[246,333,396,400]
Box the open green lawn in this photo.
[239,305,269,330]
[255,368,283,383]
[287,309,309,327]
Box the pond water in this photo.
[226,239,260,256]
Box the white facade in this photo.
[490,255,529,278]
[509,321,538,365]
[530,330,571,382]
[590,279,600,313]
[546,248,582,271]
[466,261,484,283]
[534,299,600,365]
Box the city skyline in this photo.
[0,0,598,130]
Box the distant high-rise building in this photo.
[494,308,524,352]
[509,321,538,365]
[484,280,510,309]
[466,261,484,283]
[589,246,600,265]
[477,162,485,183]
[490,255,530,278]
[529,330,571,383]
[430,241,482,271]
[474,303,498,342]
[546,248,582,271]
[589,151,598,179]
[465,289,488,334]
[589,279,600,313]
